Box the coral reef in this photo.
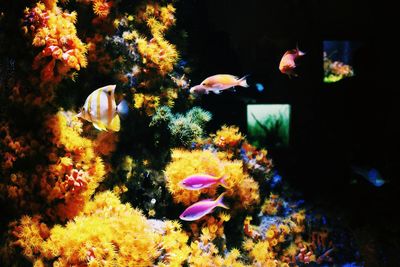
[0,1,360,266]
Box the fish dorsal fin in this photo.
[100,85,116,94]
[109,115,120,132]
[93,121,107,131]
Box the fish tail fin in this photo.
[215,192,229,209]
[296,42,305,56]
[219,175,229,188]
[109,115,121,132]
[117,99,129,116]
[238,75,249,88]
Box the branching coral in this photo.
[135,3,178,75]
[23,1,87,86]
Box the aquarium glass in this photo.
[247,104,290,148]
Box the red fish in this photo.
[279,46,305,78]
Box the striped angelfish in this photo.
[77,85,128,132]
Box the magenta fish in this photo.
[179,173,227,190]
[179,193,229,221]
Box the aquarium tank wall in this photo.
[0,0,397,266]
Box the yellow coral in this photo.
[165,149,245,206]
[218,212,231,222]
[11,192,159,266]
[43,111,106,220]
[153,220,190,266]
[250,240,271,263]
[134,93,160,116]
[212,125,244,149]
[165,149,259,211]
[134,3,179,75]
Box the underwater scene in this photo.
[0,1,397,266]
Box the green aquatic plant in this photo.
[247,105,290,148]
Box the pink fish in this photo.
[279,46,305,78]
[179,173,227,190]
[190,74,249,95]
[179,193,229,221]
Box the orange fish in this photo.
[279,46,305,78]
[190,74,249,95]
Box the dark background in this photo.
[176,0,398,266]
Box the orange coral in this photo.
[23,1,87,86]
[261,193,283,215]
[135,3,179,75]
[42,111,106,220]
[213,125,244,149]
[10,215,49,262]
[93,0,113,17]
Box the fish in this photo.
[179,173,228,190]
[351,166,386,187]
[77,85,129,132]
[179,193,229,221]
[279,46,305,78]
[190,74,249,95]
